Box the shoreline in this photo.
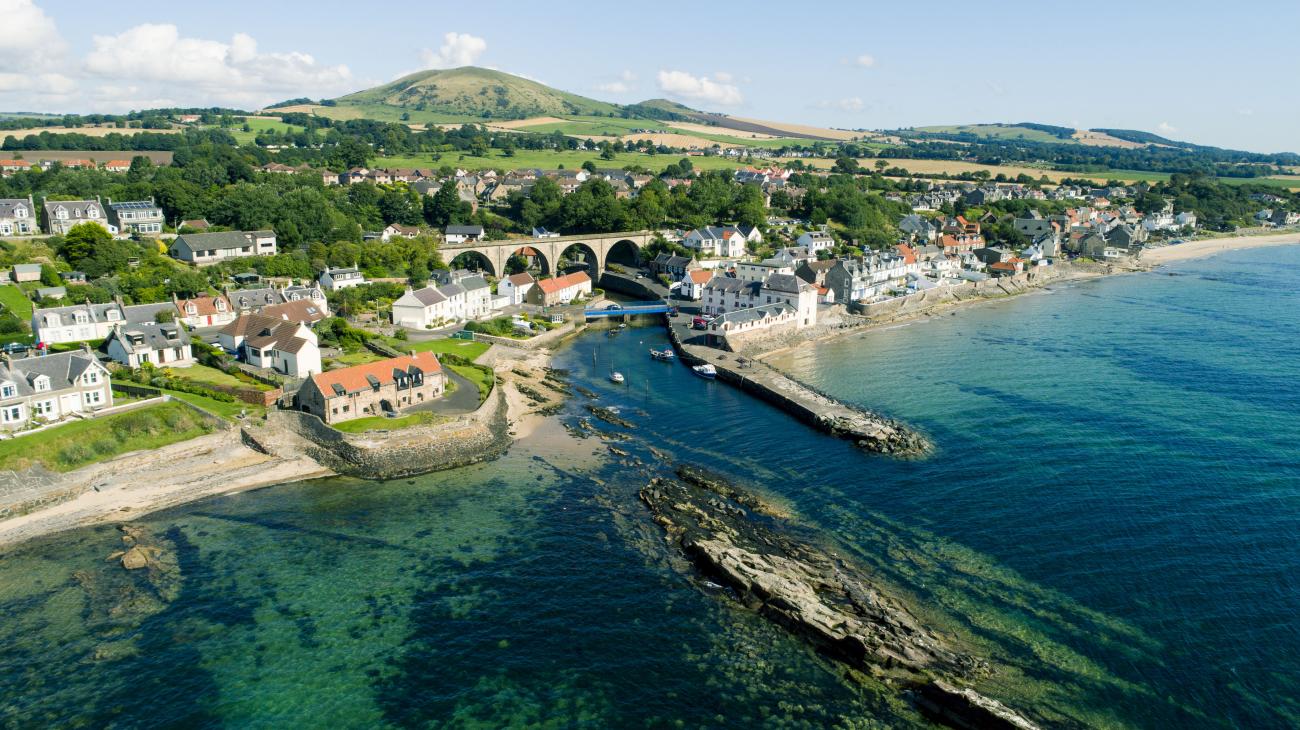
[1138,232,1300,264]
[0,342,564,551]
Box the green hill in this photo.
[334,67,621,120]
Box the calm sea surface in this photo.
[2,245,1297,728]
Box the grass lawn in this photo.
[0,401,214,472]
[394,337,490,361]
[331,411,441,434]
[112,377,264,421]
[0,284,33,320]
[327,350,384,367]
[448,363,494,402]
[373,148,749,173]
[228,116,305,145]
[170,363,273,391]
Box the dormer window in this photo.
[73,312,89,324]
[14,207,26,218]
[106,310,120,321]
[0,382,15,398]
[55,206,68,220]
[32,376,49,393]
[186,303,197,314]
[87,207,98,218]
[215,299,226,311]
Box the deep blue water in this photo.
[1,245,1297,728]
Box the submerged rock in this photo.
[640,467,1040,730]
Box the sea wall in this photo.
[250,386,512,480]
[666,319,929,456]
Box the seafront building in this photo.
[298,351,445,424]
[0,350,113,431]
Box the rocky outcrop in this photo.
[641,466,1040,730]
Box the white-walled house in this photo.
[391,275,494,329]
[32,300,176,345]
[170,230,277,264]
[105,322,195,368]
[0,350,112,431]
[701,273,818,327]
[499,272,535,306]
[0,196,38,236]
[796,230,835,254]
[682,226,748,258]
[218,313,321,378]
[679,269,713,300]
[319,267,366,291]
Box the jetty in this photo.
[664,314,929,456]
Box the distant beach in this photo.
[1141,232,1300,264]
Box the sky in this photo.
[2,0,1298,153]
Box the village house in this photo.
[444,224,485,244]
[649,253,697,279]
[735,259,793,283]
[706,302,799,349]
[527,271,592,306]
[298,351,446,425]
[381,223,422,241]
[105,198,165,236]
[0,196,38,236]
[793,259,836,287]
[0,160,33,176]
[259,297,329,325]
[682,226,748,258]
[42,198,111,236]
[35,286,66,302]
[391,274,494,328]
[170,230,278,264]
[0,350,112,431]
[679,269,713,300]
[218,313,321,378]
[31,300,176,345]
[498,272,535,306]
[796,229,835,254]
[701,273,818,327]
[102,160,131,173]
[319,267,366,291]
[174,293,235,328]
[104,322,195,368]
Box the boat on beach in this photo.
[609,371,625,384]
[691,364,716,379]
[649,348,675,361]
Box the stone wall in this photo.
[251,385,512,480]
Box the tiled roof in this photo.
[310,352,441,398]
[507,272,535,286]
[177,295,231,317]
[536,271,590,295]
[688,270,713,284]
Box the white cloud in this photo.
[1156,121,1179,135]
[713,71,734,83]
[79,24,353,108]
[656,70,743,106]
[0,0,66,69]
[596,70,636,94]
[840,53,875,68]
[419,32,487,69]
[817,97,865,112]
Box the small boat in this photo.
[649,348,675,361]
[617,323,628,330]
[692,364,717,379]
[609,371,625,384]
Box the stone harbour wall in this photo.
[251,386,512,480]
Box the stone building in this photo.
[298,351,445,425]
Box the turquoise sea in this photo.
[1,245,1298,728]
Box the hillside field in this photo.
[372,148,749,173]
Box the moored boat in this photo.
[692,364,716,379]
[649,348,675,361]
[609,371,625,384]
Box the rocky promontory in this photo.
[641,466,1039,729]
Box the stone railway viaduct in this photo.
[440,231,654,279]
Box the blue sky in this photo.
[3,0,1297,153]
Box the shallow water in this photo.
[1,247,1297,728]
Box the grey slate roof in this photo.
[713,302,795,326]
[445,225,484,236]
[172,230,274,255]
[106,322,190,354]
[0,351,101,398]
[229,288,283,310]
[0,198,35,218]
[459,275,490,292]
[762,273,805,294]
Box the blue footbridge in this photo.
[584,301,672,319]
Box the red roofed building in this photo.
[103,160,132,172]
[174,293,235,327]
[526,271,592,306]
[895,243,918,265]
[298,351,446,424]
[680,268,714,300]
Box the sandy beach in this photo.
[1140,232,1300,264]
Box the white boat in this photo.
[609,371,625,384]
[649,348,675,361]
[692,364,716,379]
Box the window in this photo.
[34,400,53,416]
[84,371,99,385]
[33,377,49,393]
[83,391,102,406]
[0,383,14,398]
[1,405,21,423]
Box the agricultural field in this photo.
[229,116,306,144]
[0,149,174,164]
[915,124,1070,144]
[373,148,750,173]
[0,125,181,140]
[276,103,487,127]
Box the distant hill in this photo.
[334,67,621,119]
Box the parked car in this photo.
[1,342,30,355]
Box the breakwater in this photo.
[665,315,929,456]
